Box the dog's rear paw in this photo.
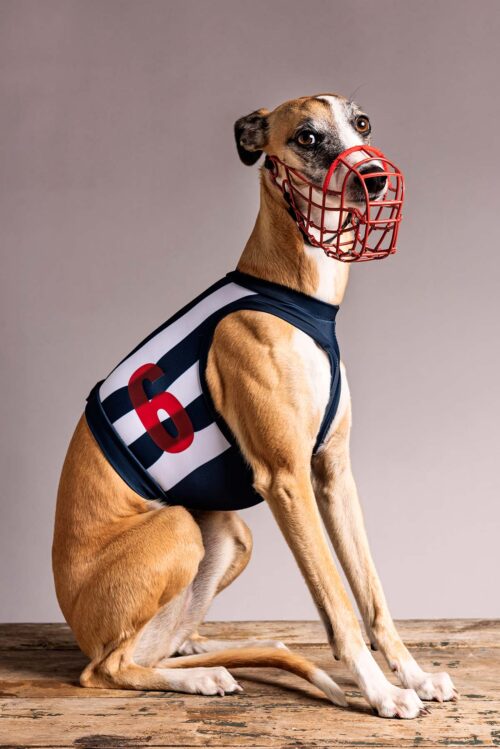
[170,666,243,696]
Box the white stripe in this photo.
[147,421,231,490]
[99,282,256,400]
[166,360,202,409]
[112,408,145,446]
[112,361,202,445]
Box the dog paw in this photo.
[413,671,458,702]
[181,666,243,696]
[372,685,429,719]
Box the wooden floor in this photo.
[0,620,498,748]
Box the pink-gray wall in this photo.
[1,0,499,622]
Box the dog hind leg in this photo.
[75,504,230,693]
[87,508,345,704]
[156,511,287,656]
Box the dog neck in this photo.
[236,170,350,305]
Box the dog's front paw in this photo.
[372,685,429,719]
[412,671,458,702]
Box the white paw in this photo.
[181,666,243,696]
[412,671,458,702]
[372,685,429,719]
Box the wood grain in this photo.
[0,621,498,747]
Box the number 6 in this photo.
[128,363,194,454]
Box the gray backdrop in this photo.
[1,0,499,623]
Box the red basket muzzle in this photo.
[267,145,405,262]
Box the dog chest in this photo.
[290,328,331,427]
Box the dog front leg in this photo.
[256,464,427,718]
[206,312,426,717]
[313,403,458,703]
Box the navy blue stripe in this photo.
[166,447,263,512]
[126,393,213,470]
[85,381,169,502]
[313,353,341,452]
[227,270,339,321]
[101,387,133,424]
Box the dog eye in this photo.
[355,115,371,134]
[296,130,317,147]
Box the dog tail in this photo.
[163,646,347,706]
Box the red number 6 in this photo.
[128,363,194,453]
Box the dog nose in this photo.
[355,164,387,195]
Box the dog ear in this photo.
[234,109,270,166]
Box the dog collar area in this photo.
[226,269,340,320]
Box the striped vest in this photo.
[85,270,341,511]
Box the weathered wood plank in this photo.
[0,620,498,651]
[0,622,498,748]
[0,694,497,747]
[201,619,500,649]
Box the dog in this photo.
[52,93,457,718]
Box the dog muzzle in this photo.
[266,145,405,262]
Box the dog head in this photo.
[234,94,403,261]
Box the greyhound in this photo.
[52,93,457,718]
